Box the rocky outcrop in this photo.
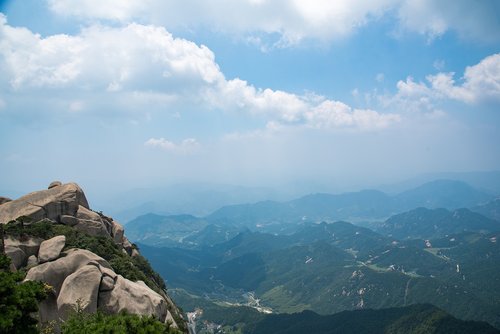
[27,255,38,268]
[1,181,184,330]
[5,245,26,269]
[0,183,89,223]
[26,249,112,295]
[0,183,124,244]
[25,248,176,325]
[38,235,66,263]
[57,264,102,316]
[0,196,12,205]
[4,236,43,257]
[111,221,124,245]
[48,181,62,189]
[74,206,110,237]
[60,215,78,226]
[99,275,168,322]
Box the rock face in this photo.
[75,206,110,238]
[112,221,124,245]
[27,255,38,268]
[48,181,62,189]
[0,183,124,244]
[38,235,66,263]
[3,181,184,330]
[26,248,112,295]
[57,264,102,316]
[0,183,89,223]
[4,236,43,257]
[99,275,168,322]
[26,248,176,325]
[5,245,26,269]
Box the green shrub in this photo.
[4,219,166,293]
[0,254,48,334]
[61,310,182,334]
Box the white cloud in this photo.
[0,15,83,89]
[47,0,397,46]
[206,78,309,122]
[380,53,500,113]
[46,0,500,47]
[144,137,200,154]
[0,16,222,91]
[305,100,401,130]
[0,15,400,132]
[48,0,148,22]
[459,53,500,103]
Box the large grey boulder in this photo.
[98,275,168,322]
[5,236,42,257]
[27,255,38,268]
[39,293,59,324]
[38,235,66,263]
[60,215,78,226]
[5,245,26,269]
[57,264,102,317]
[25,248,111,295]
[74,206,110,238]
[111,220,124,244]
[122,237,134,256]
[0,183,89,223]
[100,276,116,292]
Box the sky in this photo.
[0,0,499,198]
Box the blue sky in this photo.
[0,0,499,197]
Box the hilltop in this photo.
[0,181,187,333]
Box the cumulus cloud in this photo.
[0,15,398,132]
[390,53,500,107]
[46,0,500,46]
[0,16,222,91]
[144,137,200,153]
[47,0,396,46]
[305,101,401,130]
[207,78,400,130]
[205,78,309,122]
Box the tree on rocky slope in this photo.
[0,254,48,333]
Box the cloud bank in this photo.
[47,0,500,46]
[0,15,399,132]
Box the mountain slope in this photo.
[206,180,493,230]
[247,304,500,334]
[472,198,500,221]
[140,221,500,328]
[393,179,493,210]
[375,207,500,239]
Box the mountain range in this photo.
[139,220,500,330]
[126,179,499,248]
[122,179,500,332]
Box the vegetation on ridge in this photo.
[1,218,188,333]
[4,218,165,293]
[0,254,48,334]
[61,309,181,334]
